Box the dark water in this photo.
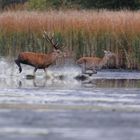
[0,59,140,140]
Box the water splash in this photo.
[0,58,140,89]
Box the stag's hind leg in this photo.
[15,59,22,73]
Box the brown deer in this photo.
[77,50,116,74]
[15,31,63,74]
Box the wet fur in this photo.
[15,51,60,73]
[77,51,116,74]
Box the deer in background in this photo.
[77,50,116,74]
[15,31,63,74]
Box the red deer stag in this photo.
[15,31,63,74]
[77,50,116,74]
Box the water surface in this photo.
[0,59,140,140]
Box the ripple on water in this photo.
[0,88,139,109]
[0,127,49,135]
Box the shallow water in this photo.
[0,59,140,140]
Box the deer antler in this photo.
[43,31,59,50]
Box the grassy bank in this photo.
[0,10,140,69]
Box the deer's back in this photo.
[77,57,102,66]
[18,52,51,67]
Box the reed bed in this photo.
[0,10,140,69]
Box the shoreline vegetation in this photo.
[0,10,140,69]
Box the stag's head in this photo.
[43,31,64,58]
[52,49,63,58]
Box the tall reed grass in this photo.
[0,10,140,69]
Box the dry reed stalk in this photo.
[0,10,139,35]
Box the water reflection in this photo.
[17,74,78,89]
[14,77,140,89]
[82,79,140,88]
[18,80,46,88]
